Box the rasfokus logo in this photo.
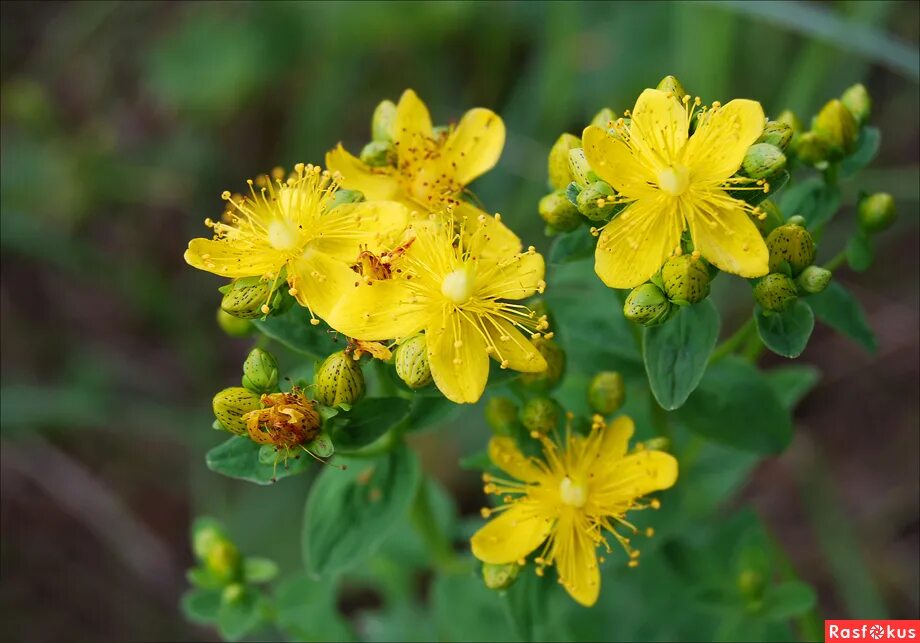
[825,620,920,642]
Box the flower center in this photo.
[657,165,690,196]
[559,476,587,508]
[267,219,300,251]
[441,267,474,304]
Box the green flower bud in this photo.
[485,396,518,437]
[786,215,806,227]
[736,569,766,603]
[793,131,830,167]
[661,255,711,304]
[754,273,798,313]
[576,181,616,221]
[766,223,815,275]
[483,562,520,590]
[840,83,871,125]
[812,99,857,160]
[624,283,672,327]
[314,351,365,408]
[372,99,397,142]
[756,121,793,151]
[242,348,279,394]
[857,192,896,234]
[797,265,832,295]
[360,140,397,167]
[326,188,365,212]
[193,518,226,560]
[568,148,593,188]
[394,334,432,389]
[590,107,617,129]
[539,190,581,232]
[754,200,785,236]
[221,582,245,604]
[775,110,803,135]
[520,397,561,435]
[220,276,275,319]
[656,75,687,100]
[519,338,565,392]
[548,133,581,190]
[216,308,252,337]
[742,143,787,180]
[587,371,625,415]
[207,541,242,584]
[213,386,262,435]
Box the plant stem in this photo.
[410,478,462,573]
[709,317,756,364]
[822,248,848,272]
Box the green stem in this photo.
[822,163,839,189]
[822,248,848,272]
[741,329,765,364]
[709,317,756,364]
[410,478,462,573]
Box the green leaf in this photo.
[643,300,720,410]
[846,231,874,272]
[755,301,815,358]
[332,397,411,451]
[678,356,793,453]
[765,365,821,411]
[778,177,841,229]
[180,588,221,625]
[275,573,353,641]
[303,445,420,577]
[253,305,337,358]
[243,557,278,583]
[403,395,460,433]
[549,227,594,265]
[459,449,491,471]
[808,282,877,351]
[217,588,263,642]
[841,127,881,178]
[759,581,817,622]
[432,565,518,642]
[206,436,310,485]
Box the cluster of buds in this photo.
[787,83,870,168]
[624,252,714,327]
[754,215,832,313]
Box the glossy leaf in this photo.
[216,588,263,642]
[180,588,221,625]
[765,365,822,411]
[760,581,818,622]
[253,305,338,358]
[841,126,881,178]
[755,301,815,358]
[778,177,841,229]
[275,573,353,642]
[332,397,411,452]
[808,281,877,351]
[206,436,310,485]
[549,227,594,265]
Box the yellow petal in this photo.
[597,415,635,461]
[553,513,601,607]
[325,278,428,341]
[325,144,403,201]
[684,99,765,182]
[310,201,409,262]
[455,201,522,259]
[629,88,689,163]
[582,125,656,199]
[596,450,678,502]
[470,501,553,564]
[427,310,489,403]
[594,194,683,289]
[185,238,284,279]
[488,437,544,482]
[287,250,363,321]
[476,251,544,301]
[686,197,769,277]
[441,107,505,186]
[394,89,433,158]
[482,318,547,373]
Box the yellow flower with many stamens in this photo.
[471,415,678,607]
[583,88,770,289]
[184,164,408,322]
[326,214,549,404]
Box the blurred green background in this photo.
[1,1,917,641]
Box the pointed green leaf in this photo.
[778,177,841,229]
[846,231,874,272]
[755,301,815,358]
[332,397,411,452]
[253,305,338,358]
[180,588,221,625]
[216,588,262,642]
[206,436,310,485]
[809,281,877,351]
[549,227,594,265]
[765,365,821,411]
[841,127,881,178]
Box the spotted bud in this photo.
[314,351,366,408]
[661,255,711,304]
[776,109,803,136]
[325,188,365,212]
[793,131,830,167]
[857,192,895,234]
[360,140,397,167]
[483,562,520,590]
[216,308,252,337]
[519,338,565,392]
[520,397,561,435]
[213,387,262,435]
[624,283,672,327]
[548,133,581,190]
[742,143,786,180]
[754,273,798,313]
[812,99,858,160]
[840,83,871,126]
[590,107,617,128]
[485,396,518,437]
[539,190,581,232]
[756,121,793,151]
[242,348,279,394]
[656,75,687,100]
[797,265,832,295]
[576,180,616,221]
[371,99,397,142]
[394,334,432,389]
[567,147,594,188]
[220,276,275,319]
[766,223,815,275]
[246,390,321,447]
[587,371,625,415]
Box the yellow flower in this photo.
[471,415,678,607]
[184,163,408,322]
[583,88,770,289]
[326,214,549,404]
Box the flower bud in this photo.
[766,223,815,275]
[590,107,617,129]
[754,200,784,236]
[520,397,561,435]
[326,188,365,212]
[656,75,687,100]
[485,396,518,437]
[754,273,798,313]
[857,192,895,234]
[483,562,520,590]
[314,351,366,408]
[568,147,594,188]
[360,140,397,167]
[539,190,581,232]
[793,131,830,167]
[216,308,253,337]
[812,99,857,160]
[206,540,242,584]
[797,265,832,295]
[371,99,397,142]
[756,121,793,151]
[624,283,672,327]
[213,387,262,435]
[775,110,803,135]
[661,255,711,304]
[840,83,871,126]
[548,133,581,190]
[222,582,245,604]
[736,569,766,602]
[741,143,786,179]
[193,519,227,560]
[242,348,279,394]
[576,181,616,221]
[587,371,625,415]
[519,338,565,392]
[394,334,432,389]
[220,276,275,319]
[246,389,321,447]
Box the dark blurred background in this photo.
[1,2,917,641]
